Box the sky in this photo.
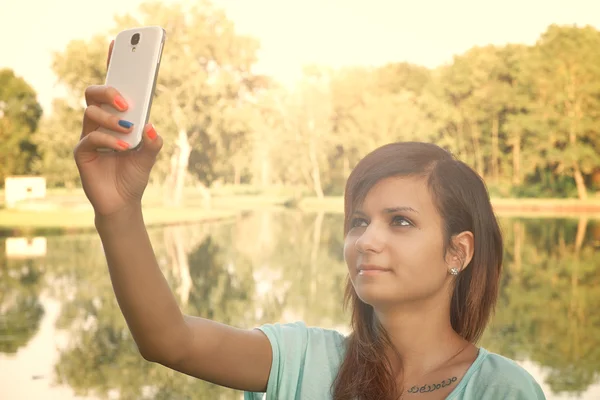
[2,0,600,115]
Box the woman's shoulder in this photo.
[257,321,347,352]
[479,349,536,379]
[244,321,347,399]
[464,348,546,399]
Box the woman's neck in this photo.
[375,297,468,380]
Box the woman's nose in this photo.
[355,224,385,254]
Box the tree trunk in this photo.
[234,163,241,185]
[572,162,588,200]
[455,122,464,160]
[471,123,484,177]
[491,114,499,183]
[172,128,192,207]
[165,97,194,207]
[306,117,324,198]
[308,137,324,199]
[164,152,179,205]
[512,134,521,185]
[260,153,271,188]
[310,211,325,299]
[565,92,587,200]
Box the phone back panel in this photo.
[99,26,165,148]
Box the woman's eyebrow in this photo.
[383,206,419,214]
[353,206,419,216]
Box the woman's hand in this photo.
[73,41,163,217]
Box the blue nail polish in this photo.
[118,120,133,129]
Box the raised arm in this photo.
[73,41,272,391]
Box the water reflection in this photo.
[0,211,599,399]
[482,217,600,397]
[0,237,45,354]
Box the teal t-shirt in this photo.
[244,321,546,400]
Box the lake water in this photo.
[1,210,599,399]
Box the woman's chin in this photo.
[355,285,396,307]
[351,270,393,286]
[353,278,418,309]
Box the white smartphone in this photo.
[99,26,166,149]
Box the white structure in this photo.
[5,237,47,258]
[4,176,46,208]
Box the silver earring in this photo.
[449,268,459,276]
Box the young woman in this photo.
[73,46,546,400]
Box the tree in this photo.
[33,99,86,188]
[33,35,119,188]
[520,25,600,199]
[328,64,437,193]
[114,1,267,205]
[0,69,43,185]
[284,66,336,198]
[433,45,524,180]
[42,0,266,202]
[246,66,338,197]
[34,16,600,199]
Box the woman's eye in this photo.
[351,218,368,228]
[392,216,412,227]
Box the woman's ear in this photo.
[448,231,475,271]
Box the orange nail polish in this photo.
[146,125,157,140]
[114,95,127,110]
[117,140,129,149]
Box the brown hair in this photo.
[332,142,503,400]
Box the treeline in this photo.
[2,1,600,203]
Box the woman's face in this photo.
[344,176,459,309]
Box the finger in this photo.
[81,105,134,139]
[107,40,114,69]
[141,123,163,154]
[75,130,131,158]
[84,85,128,110]
[135,123,163,166]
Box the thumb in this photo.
[135,124,163,167]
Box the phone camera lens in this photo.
[131,33,140,45]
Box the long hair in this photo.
[331,142,503,400]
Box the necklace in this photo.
[400,341,471,398]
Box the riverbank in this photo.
[0,190,289,234]
[297,196,600,218]
[0,207,239,234]
[1,191,599,233]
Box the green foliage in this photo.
[10,1,599,198]
[0,69,43,185]
[32,99,84,188]
[118,1,266,187]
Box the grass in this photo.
[0,186,292,233]
[0,207,239,235]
